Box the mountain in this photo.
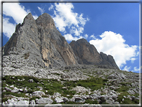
[2,13,139,106]
[3,13,119,70]
[3,13,78,68]
[70,39,119,69]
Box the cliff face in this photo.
[70,39,102,65]
[3,12,119,69]
[3,13,78,68]
[99,52,119,69]
[70,39,119,69]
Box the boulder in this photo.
[29,100,36,107]
[36,98,53,104]
[5,87,12,91]
[55,97,64,103]
[32,91,45,97]
[28,79,34,83]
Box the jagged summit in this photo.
[3,13,78,68]
[70,39,119,69]
[36,13,55,29]
[3,12,119,69]
[70,38,102,65]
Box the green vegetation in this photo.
[117,93,139,104]
[75,77,108,91]
[2,75,139,104]
[85,99,99,104]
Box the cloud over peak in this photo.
[38,6,44,15]
[3,3,38,38]
[49,3,89,41]
[89,31,139,68]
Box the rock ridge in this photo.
[3,12,119,70]
[70,39,119,69]
[3,13,78,68]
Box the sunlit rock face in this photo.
[3,13,78,68]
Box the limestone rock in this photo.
[36,98,53,104]
[55,97,64,103]
[99,52,119,69]
[70,39,119,69]
[32,91,45,97]
[70,38,102,65]
[3,13,78,68]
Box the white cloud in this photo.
[78,13,89,26]
[123,66,131,71]
[90,34,96,39]
[89,31,138,68]
[38,6,44,14]
[51,3,89,41]
[3,3,29,24]
[84,34,88,39]
[2,3,38,38]
[3,18,16,38]
[48,4,54,11]
[54,3,78,27]
[133,67,140,72]
[33,15,38,20]
[70,26,84,36]
[53,13,67,32]
[130,58,136,63]
[64,34,82,41]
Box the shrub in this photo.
[29,96,40,101]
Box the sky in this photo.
[1,1,141,73]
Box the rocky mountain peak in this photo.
[36,13,55,29]
[22,13,35,25]
[3,12,119,70]
[70,39,119,69]
[70,39,102,65]
[76,38,88,44]
[3,13,78,68]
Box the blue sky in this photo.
[2,2,140,73]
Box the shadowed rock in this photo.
[70,38,102,65]
[70,39,119,69]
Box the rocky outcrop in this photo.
[3,13,78,68]
[99,52,119,69]
[70,39,119,69]
[70,39,102,65]
[3,12,119,69]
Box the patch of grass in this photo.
[115,86,129,92]
[61,89,76,98]
[117,92,139,104]
[85,99,99,104]
[63,81,77,89]
[75,77,108,91]
[2,97,9,102]
[62,77,108,91]
[2,75,41,90]
[2,91,26,98]
[2,75,108,102]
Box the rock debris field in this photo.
[2,64,140,106]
